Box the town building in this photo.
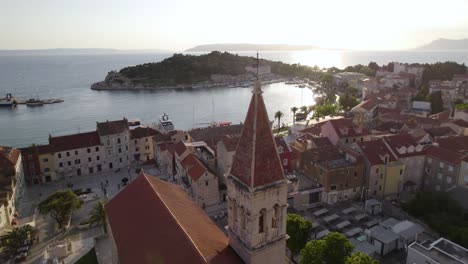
[302,146,365,204]
[424,145,462,192]
[49,131,104,178]
[406,237,468,264]
[106,80,287,263]
[129,126,159,163]
[215,135,239,181]
[356,140,405,199]
[97,119,130,170]
[383,134,426,194]
[0,146,25,232]
[320,118,371,145]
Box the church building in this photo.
[105,79,288,264]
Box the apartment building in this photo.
[97,119,130,170]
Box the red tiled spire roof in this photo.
[230,81,285,189]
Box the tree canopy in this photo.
[339,92,359,111]
[300,232,354,264]
[345,252,379,264]
[403,191,468,248]
[38,189,82,230]
[88,200,107,234]
[287,214,314,262]
[313,103,339,118]
[0,225,33,258]
[118,51,322,86]
[428,91,444,114]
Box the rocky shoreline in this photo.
[90,71,289,91]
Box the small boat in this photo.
[159,113,175,132]
[26,98,44,107]
[0,93,17,107]
[128,118,142,130]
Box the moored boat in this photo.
[158,113,175,132]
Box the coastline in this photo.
[90,77,296,91]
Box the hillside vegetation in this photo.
[118,51,321,86]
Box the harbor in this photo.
[0,93,64,107]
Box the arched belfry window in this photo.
[233,201,238,223]
[259,209,266,233]
[240,207,246,230]
[272,204,280,228]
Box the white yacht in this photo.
[159,113,175,132]
[0,94,17,107]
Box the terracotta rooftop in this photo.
[188,124,243,149]
[383,133,425,158]
[130,126,160,139]
[429,110,451,122]
[96,119,129,136]
[353,99,378,111]
[0,146,21,175]
[437,136,468,154]
[424,127,456,138]
[106,173,242,264]
[49,131,101,152]
[299,121,326,136]
[452,119,468,128]
[426,146,463,165]
[154,130,184,143]
[220,135,240,152]
[357,140,398,166]
[327,118,370,138]
[275,137,291,153]
[230,82,285,188]
[174,141,188,157]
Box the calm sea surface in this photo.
[1,50,468,147]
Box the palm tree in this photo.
[274,111,284,135]
[88,201,107,234]
[290,107,298,124]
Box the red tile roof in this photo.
[0,146,21,174]
[130,126,160,139]
[49,131,101,152]
[97,119,129,136]
[230,83,286,188]
[452,119,468,128]
[106,173,242,264]
[188,161,207,181]
[174,141,188,157]
[424,127,456,138]
[357,140,398,166]
[429,110,451,121]
[220,135,240,152]
[436,136,468,153]
[426,146,463,165]
[383,133,425,158]
[299,121,326,136]
[327,118,370,138]
[188,124,243,148]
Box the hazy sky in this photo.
[2,0,468,51]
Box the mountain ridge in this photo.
[185,43,320,52]
[416,38,468,50]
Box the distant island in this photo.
[91,51,320,90]
[416,38,468,50]
[185,43,320,52]
[0,48,169,56]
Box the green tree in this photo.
[287,214,313,263]
[88,200,107,234]
[1,225,33,257]
[345,252,378,264]
[428,91,444,114]
[316,73,336,103]
[274,111,284,134]
[300,106,308,113]
[300,232,354,264]
[313,103,338,118]
[291,107,299,124]
[339,93,359,111]
[38,189,83,231]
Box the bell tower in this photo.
[226,57,288,264]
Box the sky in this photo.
[2,0,468,51]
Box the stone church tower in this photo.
[227,80,288,264]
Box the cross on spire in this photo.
[253,52,262,94]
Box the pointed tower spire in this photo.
[230,56,285,189]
